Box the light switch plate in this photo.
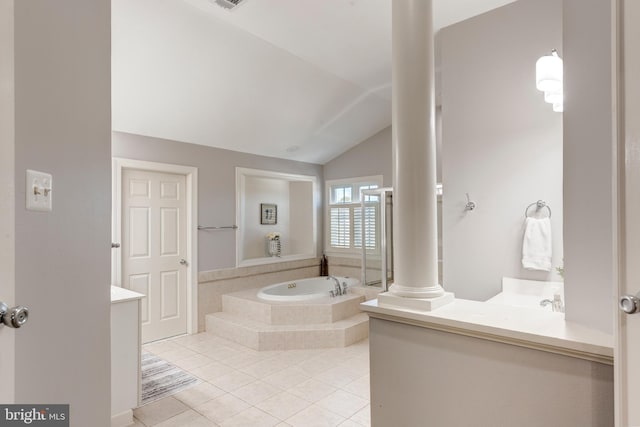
[26,169,53,212]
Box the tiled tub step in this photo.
[205,312,369,351]
[221,290,365,325]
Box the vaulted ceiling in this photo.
[112,0,518,164]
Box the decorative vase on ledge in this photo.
[265,233,281,257]
[268,239,280,257]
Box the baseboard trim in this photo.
[111,409,133,427]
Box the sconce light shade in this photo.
[536,51,563,93]
[553,102,564,113]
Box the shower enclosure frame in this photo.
[360,187,394,291]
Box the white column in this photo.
[378,0,453,310]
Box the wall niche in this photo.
[236,167,318,266]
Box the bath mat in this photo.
[140,351,199,405]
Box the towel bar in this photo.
[197,225,239,231]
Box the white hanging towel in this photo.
[522,217,552,271]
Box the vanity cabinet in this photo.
[110,286,144,427]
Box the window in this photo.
[326,176,382,254]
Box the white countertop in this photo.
[361,298,613,365]
[111,286,145,304]
[485,292,554,311]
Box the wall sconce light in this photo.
[536,49,563,113]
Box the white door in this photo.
[0,157,14,404]
[0,0,15,401]
[617,1,640,425]
[0,170,15,400]
[122,169,188,343]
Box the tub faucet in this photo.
[327,276,342,296]
[540,294,564,313]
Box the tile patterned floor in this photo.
[133,333,371,427]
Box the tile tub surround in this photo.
[327,255,362,279]
[207,289,369,350]
[327,256,384,302]
[198,258,322,331]
[222,289,365,325]
[133,333,371,426]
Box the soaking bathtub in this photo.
[257,276,360,302]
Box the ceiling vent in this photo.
[212,0,245,10]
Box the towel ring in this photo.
[525,200,551,219]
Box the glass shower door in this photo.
[361,188,393,290]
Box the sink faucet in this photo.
[327,276,342,296]
[540,294,564,313]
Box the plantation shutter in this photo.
[330,207,350,248]
[363,205,377,250]
[354,208,362,248]
[327,179,380,252]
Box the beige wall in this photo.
[14,0,112,425]
[440,0,564,300]
[113,131,324,271]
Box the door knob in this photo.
[179,259,188,266]
[111,242,121,248]
[620,295,640,314]
[0,301,29,328]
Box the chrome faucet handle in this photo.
[329,290,335,298]
[540,296,564,313]
[552,294,565,313]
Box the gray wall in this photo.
[112,132,324,271]
[14,0,112,425]
[242,177,290,259]
[289,181,315,255]
[440,0,564,301]
[369,318,613,427]
[562,0,613,333]
[324,126,393,187]
[324,119,444,187]
[309,0,615,336]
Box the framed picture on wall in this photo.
[261,203,277,225]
